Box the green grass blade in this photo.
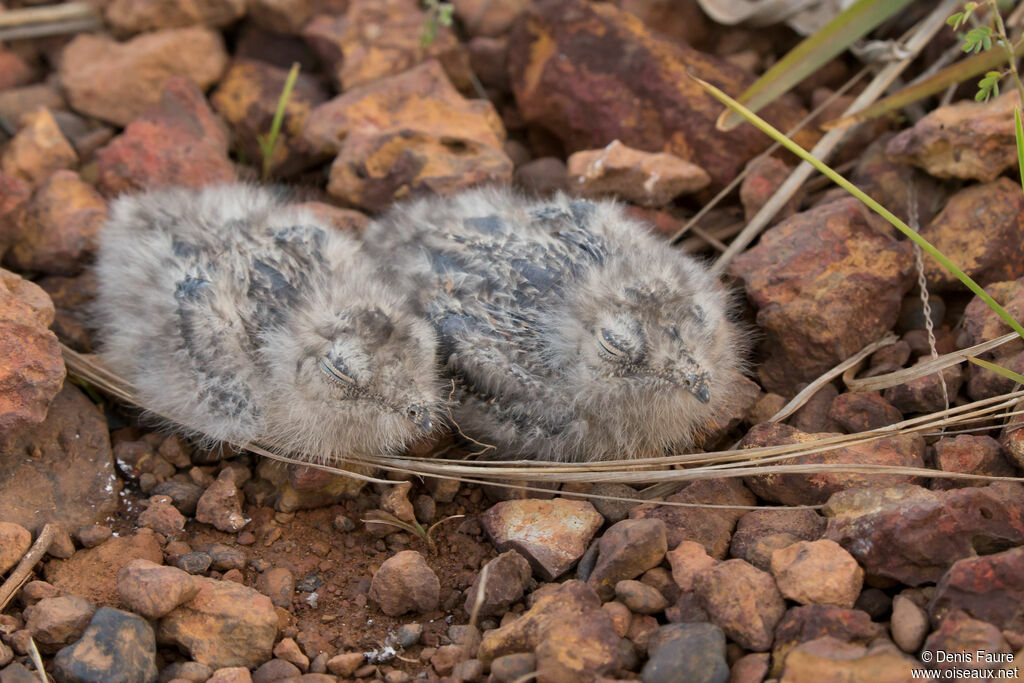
[692,71,1024,341]
[825,39,1024,129]
[718,0,913,131]
[258,61,301,181]
[1016,106,1024,194]
[967,356,1024,385]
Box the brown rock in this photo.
[771,605,887,678]
[514,156,569,196]
[211,59,328,178]
[481,498,603,581]
[95,78,234,196]
[828,391,903,433]
[36,272,97,352]
[1,384,121,533]
[23,595,95,653]
[430,644,463,676]
[117,559,200,620]
[883,362,963,414]
[59,27,228,127]
[629,478,754,558]
[293,202,370,234]
[614,579,668,615]
[0,269,64,448]
[326,652,365,677]
[850,132,945,228]
[158,577,278,669]
[959,277,1024,401]
[567,140,711,207]
[920,178,1024,291]
[257,567,295,609]
[887,91,1023,182]
[301,0,470,91]
[273,637,309,672]
[921,610,1013,676]
[464,550,533,618]
[665,540,716,593]
[208,667,252,683]
[45,533,162,606]
[74,525,112,549]
[740,155,799,224]
[105,0,246,35]
[778,636,923,682]
[303,59,505,157]
[730,198,914,393]
[508,0,810,190]
[0,522,31,575]
[694,559,785,652]
[587,518,667,600]
[478,580,619,678]
[468,35,511,91]
[247,0,319,33]
[789,383,843,434]
[730,507,825,572]
[730,653,771,683]
[369,550,440,616]
[824,484,1024,585]
[0,48,33,92]
[327,128,514,212]
[0,108,77,187]
[453,0,528,37]
[1001,427,1024,471]
[741,423,925,506]
[929,547,1024,632]
[0,172,32,254]
[196,470,249,533]
[4,170,106,276]
[890,593,928,653]
[253,459,369,512]
[931,435,1017,489]
[771,539,864,608]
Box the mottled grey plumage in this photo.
[94,184,440,462]
[365,188,747,462]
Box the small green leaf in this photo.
[259,62,301,181]
[1014,106,1024,195]
[947,11,964,27]
[963,26,994,53]
[976,70,1002,101]
[967,356,1024,385]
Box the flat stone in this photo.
[52,607,158,683]
[45,533,162,606]
[642,622,728,683]
[23,596,96,653]
[828,392,903,433]
[588,518,667,600]
[481,498,604,581]
[567,140,711,207]
[777,636,923,681]
[116,559,200,620]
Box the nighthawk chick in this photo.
[93,184,440,462]
[365,188,746,462]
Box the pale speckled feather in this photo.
[364,187,748,462]
[93,184,442,463]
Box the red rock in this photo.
[1,384,121,534]
[931,435,1017,489]
[0,172,32,254]
[824,484,1024,585]
[929,547,1024,632]
[507,0,811,190]
[453,0,528,37]
[740,423,925,506]
[0,269,64,449]
[468,35,511,90]
[771,605,887,678]
[304,60,505,157]
[730,507,826,573]
[94,78,234,196]
[884,364,963,415]
[0,108,77,187]
[368,550,440,616]
[273,637,309,672]
[301,0,470,91]
[256,567,295,609]
[4,170,106,276]
[789,383,843,434]
[567,140,711,207]
[850,132,946,229]
[211,59,329,178]
[158,577,278,669]
[45,533,162,606]
[59,27,228,127]
[828,391,903,433]
[730,652,771,683]
[665,540,716,593]
[629,478,754,558]
[74,525,112,549]
[920,179,1024,291]
[23,596,96,653]
[740,155,799,224]
[922,610,1013,676]
[0,48,33,91]
[771,539,864,608]
[0,522,31,575]
[116,559,200,619]
[695,559,785,652]
[587,518,667,600]
[464,550,533,618]
[959,277,1024,401]
[887,92,1023,182]
[478,580,620,678]
[430,644,463,676]
[730,198,914,393]
[196,471,249,533]
[481,498,603,581]
[326,652,364,677]
[778,636,923,682]
[104,0,246,35]
[36,272,97,352]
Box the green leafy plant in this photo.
[361,510,464,553]
[256,62,301,181]
[421,0,454,47]
[949,1,1024,103]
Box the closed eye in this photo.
[597,328,629,359]
[318,358,357,386]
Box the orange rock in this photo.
[59,27,228,127]
[0,108,78,186]
[4,170,106,276]
[294,201,369,234]
[770,539,864,608]
[302,0,471,91]
[0,172,32,255]
[104,0,246,35]
[45,533,159,606]
[567,140,711,207]
[0,47,33,91]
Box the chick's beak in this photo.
[686,373,711,404]
[406,405,433,434]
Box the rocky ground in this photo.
[1,0,1024,681]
